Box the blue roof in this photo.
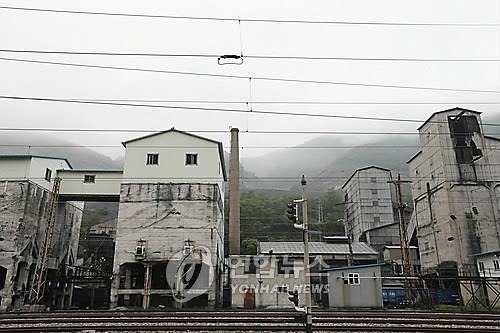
[320,263,385,273]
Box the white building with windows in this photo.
[0,154,72,190]
[472,250,500,278]
[110,128,227,309]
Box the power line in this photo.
[1,6,498,26]
[3,95,500,127]
[5,128,500,136]
[1,49,499,62]
[1,57,499,94]
[7,143,500,150]
[0,95,433,123]
[55,98,500,106]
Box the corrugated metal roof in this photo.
[321,263,385,272]
[259,241,378,255]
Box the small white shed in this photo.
[323,263,384,308]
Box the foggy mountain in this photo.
[241,135,419,193]
[4,110,500,195]
[0,133,123,169]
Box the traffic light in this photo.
[288,289,299,307]
[287,202,298,222]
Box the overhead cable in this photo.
[1,57,499,94]
[1,6,498,26]
[46,98,500,105]
[1,49,499,62]
[2,95,500,126]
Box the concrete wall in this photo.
[58,170,123,196]
[110,183,224,309]
[327,265,383,308]
[0,180,83,310]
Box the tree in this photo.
[241,238,259,255]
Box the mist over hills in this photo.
[3,109,500,195]
[0,133,123,169]
[241,135,419,193]
[0,132,426,194]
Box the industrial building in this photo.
[230,241,378,308]
[0,155,83,310]
[342,166,402,255]
[407,108,500,275]
[1,128,228,311]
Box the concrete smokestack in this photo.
[229,128,240,255]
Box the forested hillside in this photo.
[227,188,345,254]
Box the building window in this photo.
[494,259,500,271]
[370,177,376,183]
[348,272,360,285]
[373,216,380,223]
[146,153,159,165]
[371,189,377,195]
[44,168,52,182]
[244,256,257,274]
[372,200,379,206]
[478,262,485,273]
[83,175,96,183]
[186,153,198,165]
[277,258,294,275]
[393,264,403,275]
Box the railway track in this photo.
[1,310,499,332]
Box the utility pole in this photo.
[301,175,312,333]
[343,202,354,266]
[287,176,312,332]
[388,175,412,299]
[229,127,240,255]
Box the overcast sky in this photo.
[1,0,499,159]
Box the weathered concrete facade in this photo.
[0,180,83,310]
[110,183,224,309]
[342,166,400,254]
[408,108,500,273]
